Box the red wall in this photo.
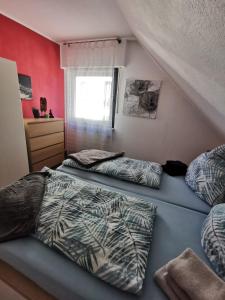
[0,14,64,118]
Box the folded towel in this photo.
[155,248,225,300]
[154,265,190,300]
[68,149,124,167]
[166,275,190,300]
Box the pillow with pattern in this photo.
[185,144,225,206]
[201,203,225,280]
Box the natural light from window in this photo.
[75,76,112,121]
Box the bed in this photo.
[57,165,211,214]
[0,165,211,300]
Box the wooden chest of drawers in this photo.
[24,118,64,171]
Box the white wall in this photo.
[112,41,224,164]
[0,58,29,187]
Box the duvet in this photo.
[35,169,157,294]
[63,156,162,189]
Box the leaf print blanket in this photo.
[35,169,157,294]
[63,156,162,189]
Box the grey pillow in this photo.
[0,172,48,242]
[185,144,225,206]
[201,203,225,280]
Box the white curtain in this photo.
[63,40,126,154]
[65,67,114,153]
[61,39,126,68]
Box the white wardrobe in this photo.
[0,58,29,187]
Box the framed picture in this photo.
[123,79,162,119]
[18,74,32,100]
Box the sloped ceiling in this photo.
[117,0,225,136]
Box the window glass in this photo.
[75,76,112,121]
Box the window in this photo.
[73,68,118,128]
[75,76,112,121]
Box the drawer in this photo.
[31,143,64,164]
[29,132,64,151]
[32,153,64,171]
[27,120,64,138]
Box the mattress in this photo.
[57,165,210,214]
[0,182,210,300]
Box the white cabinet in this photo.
[0,58,29,187]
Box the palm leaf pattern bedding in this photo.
[63,156,162,189]
[35,169,157,294]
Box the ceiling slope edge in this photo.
[138,31,225,138]
[0,11,56,42]
[117,0,225,138]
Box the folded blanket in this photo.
[154,265,190,300]
[0,172,49,242]
[68,149,124,167]
[154,248,225,300]
[35,169,157,294]
[63,156,162,189]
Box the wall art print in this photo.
[123,79,162,119]
[18,74,32,100]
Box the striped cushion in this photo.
[185,144,225,206]
[201,204,225,280]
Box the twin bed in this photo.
[0,152,212,300]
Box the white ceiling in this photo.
[0,0,132,42]
[117,0,225,137]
